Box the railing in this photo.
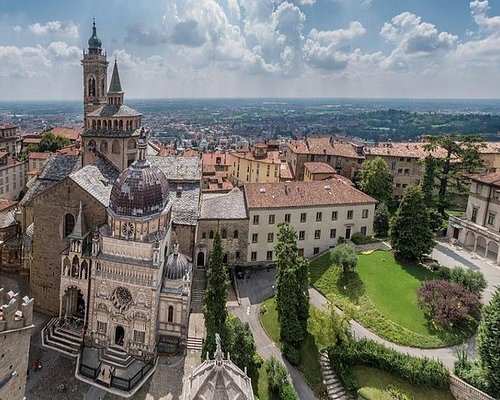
[109,358,155,392]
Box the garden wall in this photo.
[450,374,495,400]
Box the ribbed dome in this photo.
[165,244,191,280]
[88,21,102,49]
[109,159,169,218]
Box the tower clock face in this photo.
[122,222,134,237]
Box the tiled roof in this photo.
[230,150,281,164]
[469,172,500,187]
[288,137,363,159]
[69,158,119,207]
[280,162,294,180]
[87,104,142,118]
[364,142,447,159]
[148,156,201,182]
[183,149,200,157]
[478,142,500,154]
[20,155,81,206]
[0,208,17,229]
[245,177,376,209]
[202,152,232,168]
[28,152,51,160]
[304,162,337,174]
[200,187,247,220]
[169,182,200,226]
[0,125,16,130]
[0,199,16,211]
[50,127,81,141]
[81,128,140,138]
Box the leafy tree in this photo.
[390,186,434,261]
[226,316,260,380]
[417,280,481,328]
[308,304,352,350]
[265,357,299,400]
[330,243,358,273]
[202,233,229,357]
[275,224,310,358]
[423,135,485,215]
[373,202,390,238]
[359,157,393,203]
[477,289,500,396]
[37,131,71,152]
[449,266,487,297]
[421,155,436,207]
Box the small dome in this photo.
[165,245,191,280]
[109,159,169,218]
[88,21,102,49]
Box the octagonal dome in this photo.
[109,159,169,218]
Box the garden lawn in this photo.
[311,250,473,348]
[353,365,455,400]
[255,364,271,400]
[259,298,325,396]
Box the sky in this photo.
[1,0,500,100]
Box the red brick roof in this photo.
[0,199,16,211]
[245,177,376,209]
[230,150,281,164]
[364,142,447,159]
[304,162,337,174]
[288,137,363,159]
[280,162,294,180]
[202,151,231,168]
[469,172,500,187]
[50,127,81,141]
[28,152,51,160]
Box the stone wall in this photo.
[0,288,34,400]
[172,224,196,260]
[449,374,495,400]
[31,178,107,314]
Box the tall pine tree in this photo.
[421,155,436,208]
[202,232,229,356]
[477,289,500,396]
[275,224,310,354]
[390,186,434,261]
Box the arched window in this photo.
[112,140,120,154]
[128,139,136,149]
[101,79,105,97]
[64,213,75,237]
[88,139,96,150]
[100,140,108,153]
[92,120,96,129]
[221,229,227,239]
[114,120,118,129]
[97,120,101,129]
[233,230,239,239]
[167,306,174,322]
[119,120,123,130]
[209,230,214,239]
[88,77,96,97]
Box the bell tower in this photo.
[81,19,108,127]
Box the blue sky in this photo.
[1,0,500,99]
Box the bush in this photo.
[455,360,490,395]
[282,342,300,366]
[351,232,377,245]
[449,266,487,296]
[337,236,346,244]
[387,385,414,400]
[329,339,450,390]
[330,243,358,273]
[264,356,300,400]
[417,280,481,328]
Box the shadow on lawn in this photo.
[336,271,365,303]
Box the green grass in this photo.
[260,298,325,396]
[353,365,455,400]
[310,250,473,348]
[255,363,271,400]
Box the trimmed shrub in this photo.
[417,280,481,328]
[449,266,487,296]
[329,339,450,391]
[282,342,300,366]
[351,232,377,245]
[264,356,300,400]
[455,360,490,395]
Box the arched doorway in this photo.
[76,291,85,318]
[223,253,228,265]
[487,241,499,261]
[477,236,487,257]
[115,326,125,346]
[63,286,85,318]
[197,252,205,267]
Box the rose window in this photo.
[110,286,133,313]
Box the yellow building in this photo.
[229,144,281,186]
[303,162,337,181]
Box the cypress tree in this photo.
[390,186,434,261]
[202,232,229,356]
[373,202,390,238]
[477,289,500,396]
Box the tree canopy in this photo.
[390,186,434,261]
[359,156,393,203]
[373,202,390,238]
[330,243,358,273]
[29,130,71,153]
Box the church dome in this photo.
[109,159,169,218]
[88,20,102,49]
[165,244,191,280]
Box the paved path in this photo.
[231,270,320,400]
[432,239,500,303]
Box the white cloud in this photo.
[29,20,79,39]
[12,25,22,33]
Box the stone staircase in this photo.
[319,350,352,400]
[99,346,135,368]
[191,267,206,313]
[41,317,82,357]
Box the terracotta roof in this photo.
[202,151,231,167]
[22,137,42,145]
[245,177,376,209]
[0,125,16,130]
[469,172,500,187]
[50,127,81,141]
[304,162,337,174]
[230,150,281,164]
[288,137,363,159]
[280,162,294,180]
[28,152,51,160]
[183,148,200,157]
[478,142,500,154]
[0,199,16,211]
[364,142,447,159]
[57,146,80,156]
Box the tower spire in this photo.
[108,59,123,93]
